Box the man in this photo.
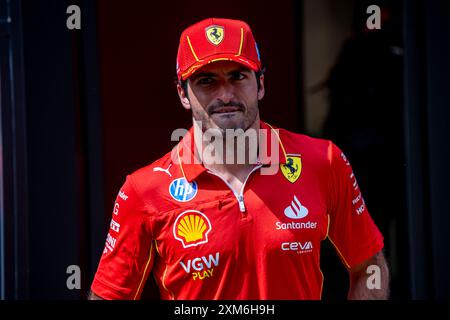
[89,18,389,300]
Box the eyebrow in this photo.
[191,72,216,80]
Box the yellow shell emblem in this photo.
[173,210,212,248]
[280,155,302,183]
[205,25,224,46]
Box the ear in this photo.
[257,74,265,100]
[177,82,191,110]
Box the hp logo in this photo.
[169,178,198,202]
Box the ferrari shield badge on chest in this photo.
[280,155,302,183]
[205,25,224,45]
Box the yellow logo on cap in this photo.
[205,26,224,46]
[280,155,302,183]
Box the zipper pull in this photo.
[238,195,246,212]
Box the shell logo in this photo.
[173,210,212,248]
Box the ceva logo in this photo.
[284,195,308,219]
[281,241,314,254]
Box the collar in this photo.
[176,121,288,182]
[258,121,288,166]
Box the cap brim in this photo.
[179,53,259,80]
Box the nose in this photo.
[215,82,236,104]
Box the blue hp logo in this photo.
[169,178,198,202]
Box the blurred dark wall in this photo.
[21,0,84,299]
[321,0,408,300]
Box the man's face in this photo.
[178,61,265,132]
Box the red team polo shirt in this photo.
[91,122,384,300]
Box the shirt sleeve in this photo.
[327,142,384,269]
[91,175,155,300]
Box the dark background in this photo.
[0,0,449,300]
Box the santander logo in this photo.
[284,195,308,219]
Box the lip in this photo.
[211,107,243,114]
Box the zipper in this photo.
[207,164,263,213]
[237,195,245,212]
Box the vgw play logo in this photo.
[180,252,220,281]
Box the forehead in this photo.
[190,61,252,77]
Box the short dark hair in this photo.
[178,67,266,99]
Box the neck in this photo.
[194,117,261,177]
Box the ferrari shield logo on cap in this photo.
[205,25,224,45]
[280,155,302,183]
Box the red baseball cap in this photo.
[176,18,262,80]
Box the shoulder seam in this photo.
[326,140,334,222]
